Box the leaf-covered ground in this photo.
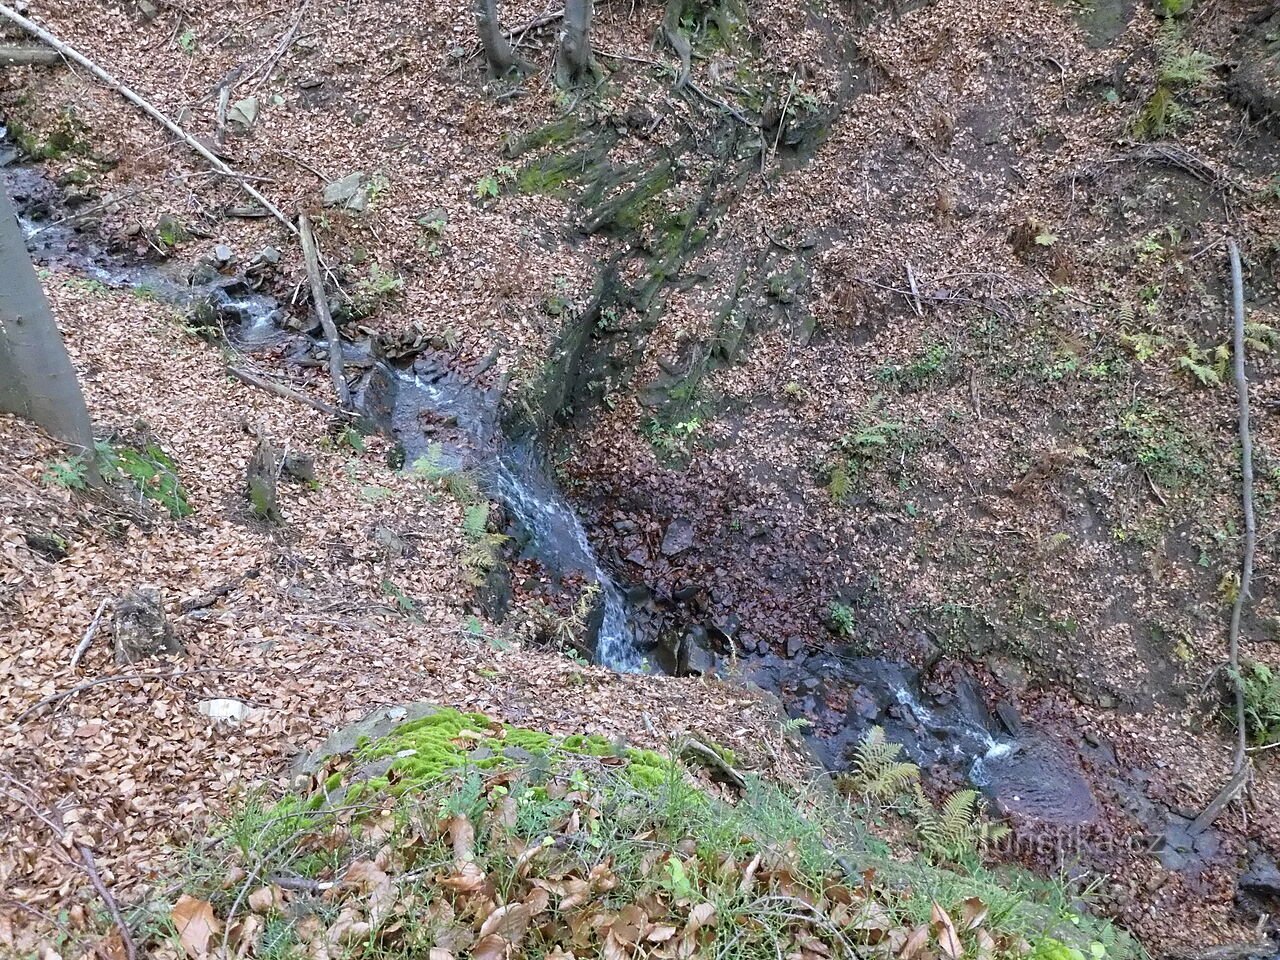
[1,0,1279,953]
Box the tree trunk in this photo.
[0,183,97,474]
[475,0,518,75]
[556,0,595,86]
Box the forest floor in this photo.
[2,0,1280,954]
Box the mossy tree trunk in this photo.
[556,0,596,87]
[475,0,520,75]
[0,183,98,480]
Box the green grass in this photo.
[144,710,1133,960]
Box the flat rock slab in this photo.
[291,700,443,775]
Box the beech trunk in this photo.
[0,183,97,472]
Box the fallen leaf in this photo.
[900,923,930,960]
[931,901,963,960]
[479,903,531,942]
[472,934,509,960]
[247,885,281,914]
[171,895,219,959]
[448,814,475,863]
[960,897,988,931]
[647,924,678,943]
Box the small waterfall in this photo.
[487,447,640,672]
[370,365,643,671]
[892,685,1017,786]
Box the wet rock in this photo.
[994,701,1023,737]
[113,587,180,664]
[660,518,695,556]
[681,625,717,677]
[212,243,234,267]
[672,582,699,603]
[1241,852,1280,900]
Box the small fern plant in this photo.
[911,785,1010,862]
[839,726,920,801]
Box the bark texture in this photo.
[557,0,595,86]
[0,184,97,465]
[475,0,518,75]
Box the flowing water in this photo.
[4,143,1141,831]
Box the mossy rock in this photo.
[296,703,680,805]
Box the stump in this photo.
[246,438,282,522]
[113,587,180,664]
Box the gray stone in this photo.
[323,172,370,212]
[660,518,695,556]
[291,701,439,776]
[213,243,234,266]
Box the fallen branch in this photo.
[0,3,295,233]
[180,569,261,614]
[1189,762,1251,835]
[0,775,137,960]
[15,666,256,722]
[1227,236,1255,776]
[1192,238,1257,834]
[227,365,345,418]
[297,215,350,408]
[245,0,311,95]
[678,735,747,791]
[69,598,110,671]
[0,44,60,66]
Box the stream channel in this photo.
[0,137,1231,873]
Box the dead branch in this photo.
[0,44,60,65]
[1193,238,1257,833]
[1227,236,1255,776]
[15,666,256,722]
[0,775,137,960]
[227,365,345,418]
[0,3,295,233]
[297,215,350,408]
[69,598,110,671]
[678,735,747,790]
[244,0,311,95]
[179,569,261,614]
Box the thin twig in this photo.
[298,215,350,408]
[244,0,311,95]
[0,3,296,234]
[14,666,256,722]
[69,599,110,671]
[0,775,138,960]
[904,261,924,317]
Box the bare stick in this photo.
[905,261,924,317]
[69,598,109,671]
[245,0,311,95]
[227,365,345,418]
[15,666,257,722]
[76,842,137,960]
[0,775,137,960]
[0,4,295,234]
[1227,237,1254,775]
[298,215,350,408]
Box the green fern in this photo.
[840,727,920,800]
[463,503,491,539]
[911,785,1010,862]
[826,462,852,502]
